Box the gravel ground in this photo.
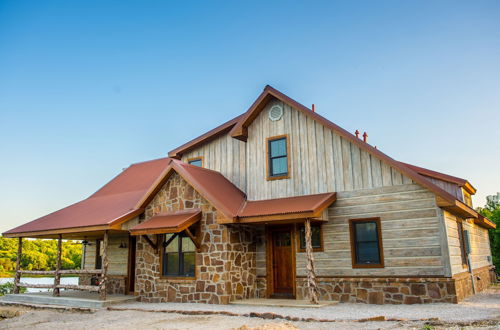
[115,288,500,323]
[0,288,498,329]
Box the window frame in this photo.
[266,134,290,181]
[349,217,384,268]
[95,239,102,270]
[187,156,204,167]
[296,223,324,252]
[457,220,469,268]
[160,232,196,280]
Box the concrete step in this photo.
[1,291,137,309]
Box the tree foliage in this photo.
[0,237,82,274]
[477,198,500,271]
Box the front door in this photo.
[269,227,295,298]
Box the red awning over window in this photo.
[130,209,202,235]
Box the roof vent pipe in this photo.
[311,104,315,112]
[363,132,368,143]
[355,130,360,138]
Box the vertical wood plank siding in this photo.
[443,211,493,275]
[294,184,445,277]
[244,100,412,200]
[83,234,129,275]
[181,133,247,192]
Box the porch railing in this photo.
[13,231,110,300]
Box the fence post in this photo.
[13,237,23,294]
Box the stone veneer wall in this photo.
[295,267,495,304]
[79,274,126,295]
[453,265,496,302]
[135,172,257,304]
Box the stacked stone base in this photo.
[296,267,495,304]
[79,274,127,295]
[453,266,496,302]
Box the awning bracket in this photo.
[143,234,158,251]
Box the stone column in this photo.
[13,237,23,294]
[53,234,62,296]
[305,219,319,304]
[100,230,109,300]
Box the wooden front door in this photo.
[268,227,295,298]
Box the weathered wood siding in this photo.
[443,211,492,275]
[245,100,412,200]
[421,175,463,202]
[181,133,247,192]
[295,184,445,277]
[83,234,129,275]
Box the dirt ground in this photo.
[1,288,499,329]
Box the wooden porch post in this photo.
[13,237,23,294]
[305,219,319,304]
[53,234,62,296]
[100,230,109,300]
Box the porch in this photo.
[1,290,137,309]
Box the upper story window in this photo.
[188,157,203,167]
[349,218,384,268]
[267,135,289,180]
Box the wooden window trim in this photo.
[159,233,196,280]
[349,217,384,268]
[266,134,291,181]
[95,239,102,270]
[457,220,469,268]
[187,156,204,168]
[296,223,324,252]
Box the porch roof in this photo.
[235,192,336,223]
[130,209,202,235]
[3,157,172,238]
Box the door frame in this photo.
[265,225,296,298]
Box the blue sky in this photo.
[1,1,499,233]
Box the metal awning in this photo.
[129,209,202,235]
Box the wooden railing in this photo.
[13,231,110,300]
[16,269,103,292]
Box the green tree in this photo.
[0,237,82,273]
[478,197,500,271]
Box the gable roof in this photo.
[170,85,478,219]
[159,159,247,219]
[168,114,243,159]
[3,157,172,238]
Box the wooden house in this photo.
[3,85,496,304]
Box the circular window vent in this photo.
[269,105,283,121]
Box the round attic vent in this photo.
[269,105,283,121]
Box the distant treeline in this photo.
[0,237,82,274]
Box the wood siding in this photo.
[295,184,445,277]
[181,98,414,200]
[443,211,493,275]
[181,133,247,192]
[83,234,129,275]
[421,175,464,202]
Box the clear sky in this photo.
[1,1,499,233]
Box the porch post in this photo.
[304,219,319,304]
[53,234,62,296]
[13,237,23,294]
[100,230,109,300]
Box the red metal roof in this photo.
[170,160,246,218]
[238,193,336,218]
[3,158,171,236]
[130,209,202,235]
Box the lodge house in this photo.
[4,86,496,305]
